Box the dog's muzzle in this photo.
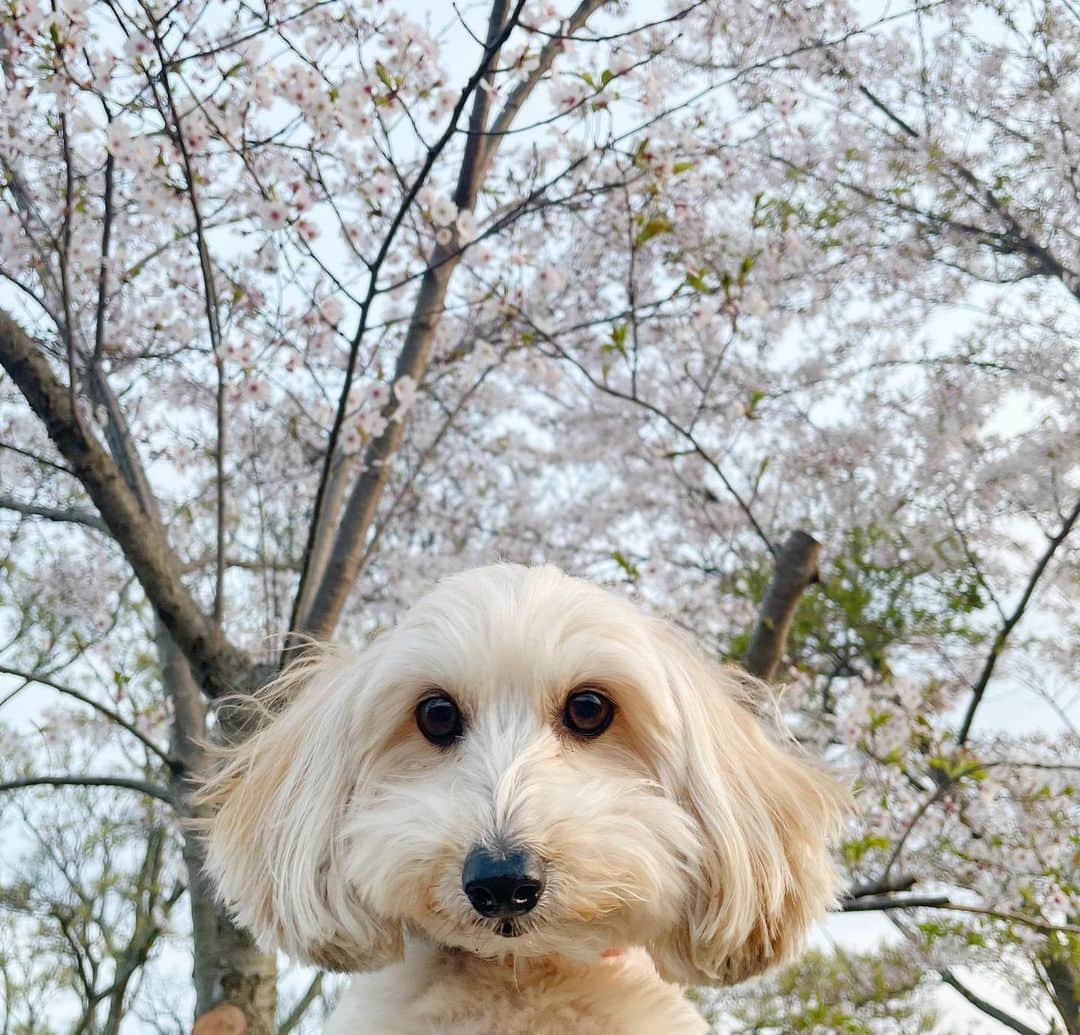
[462,845,544,921]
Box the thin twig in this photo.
[958,497,1080,744]
[0,666,175,769]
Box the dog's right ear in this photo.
[646,621,850,987]
[196,645,402,972]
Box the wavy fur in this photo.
[199,563,849,1032]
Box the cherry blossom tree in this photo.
[0,0,1076,1032]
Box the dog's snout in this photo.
[462,845,543,919]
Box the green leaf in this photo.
[634,217,673,246]
[611,550,640,581]
[601,322,628,356]
[374,62,396,90]
[685,270,710,293]
[841,834,890,865]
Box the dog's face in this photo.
[202,564,848,985]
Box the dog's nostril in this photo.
[462,845,544,919]
[511,879,541,910]
[470,886,496,913]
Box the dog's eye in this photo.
[563,688,614,738]
[416,693,464,747]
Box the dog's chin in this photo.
[411,910,634,963]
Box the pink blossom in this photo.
[456,209,477,241]
[320,297,345,326]
[393,374,418,415]
[367,382,391,407]
[358,409,387,437]
[549,76,586,111]
[122,34,154,63]
[258,200,289,231]
[429,194,458,226]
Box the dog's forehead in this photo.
[388,564,659,701]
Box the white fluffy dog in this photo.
[202,564,848,1033]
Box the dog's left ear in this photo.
[648,622,850,986]
[196,645,403,972]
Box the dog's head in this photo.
[201,563,848,984]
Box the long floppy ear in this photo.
[195,645,402,972]
[648,622,850,986]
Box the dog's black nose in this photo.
[462,845,543,919]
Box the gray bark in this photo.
[744,530,821,682]
[1043,949,1080,1035]
[159,625,278,1033]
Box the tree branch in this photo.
[520,319,776,555]
[744,530,821,680]
[958,497,1080,744]
[841,894,1080,936]
[277,972,323,1035]
[0,776,172,804]
[938,969,1048,1035]
[0,310,250,698]
[0,439,75,477]
[148,29,228,628]
[487,0,611,141]
[101,826,180,1035]
[846,873,917,898]
[844,69,1078,300]
[0,494,106,532]
[842,892,951,913]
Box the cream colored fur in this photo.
[200,564,849,1032]
[325,942,709,1034]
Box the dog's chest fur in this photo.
[324,944,709,1034]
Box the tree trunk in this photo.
[181,800,277,1032]
[744,530,821,681]
[158,627,277,1033]
[1043,948,1080,1035]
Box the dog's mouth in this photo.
[494,918,522,938]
